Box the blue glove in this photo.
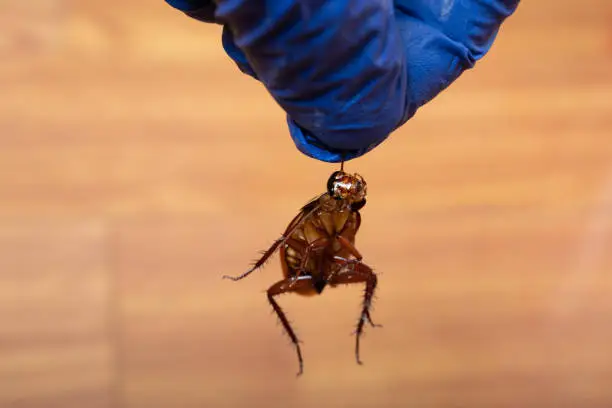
[166,0,519,162]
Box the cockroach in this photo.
[223,164,380,376]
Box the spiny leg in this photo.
[334,256,383,327]
[329,259,379,365]
[292,237,328,283]
[222,237,283,281]
[267,276,315,376]
[332,257,382,328]
[222,204,320,281]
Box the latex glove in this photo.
[165,0,520,162]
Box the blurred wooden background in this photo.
[1,1,611,407]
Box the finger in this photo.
[399,0,521,60]
[211,0,411,163]
[394,0,520,107]
[165,0,217,23]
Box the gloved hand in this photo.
[166,0,520,162]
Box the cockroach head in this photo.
[326,171,367,210]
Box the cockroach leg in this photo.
[328,261,380,365]
[327,255,360,282]
[267,276,314,376]
[336,235,363,260]
[283,237,325,287]
[292,237,328,283]
[362,306,382,329]
[331,255,362,270]
[223,204,320,281]
[223,237,285,281]
[285,237,307,253]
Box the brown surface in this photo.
[1,1,612,407]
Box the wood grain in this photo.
[0,220,115,408]
[1,0,611,407]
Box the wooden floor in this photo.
[1,1,612,407]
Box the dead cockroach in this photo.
[223,164,380,376]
